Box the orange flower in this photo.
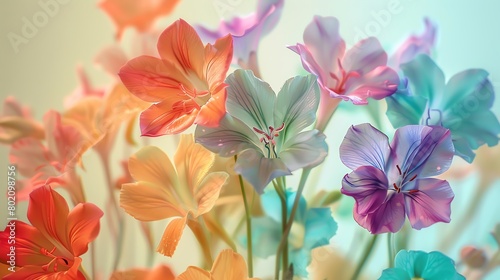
[0,185,103,279]
[119,19,233,136]
[0,96,44,144]
[110,264,175,280]
[177,249,259,280]
[99,0,180,39]
[120,134,229,257]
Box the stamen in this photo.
[409,174,418,182]
[396,165,402,175]
[409,189,419,194]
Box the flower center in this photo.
[178,83,209,109]
[253,123,285,158]
[329,59,361,94]
[391,164,419,194]
[40,247,72,272]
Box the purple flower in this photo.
[340,123,455,234]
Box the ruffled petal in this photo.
[339,123,391,171]
[279,130,328,171]
[195,114,263,157]
[404,178,454,230]
[379,267,412,280]
[341,166,389,216]
[234,149,291,193]
[226,69,276,131]
[303,207,337,249]
[354,193,406,234]
[274,75,320,140]
[391,125,454,178]
[157,216,187,257]
[420,251,465,280]
[66,203,103,256]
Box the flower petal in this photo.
[404,178,454,230]
[128,146,178,187]
[341,166,389,216]
[343,37,388,74]
[391,125,454,178]
[379,267,412,280]
[274,75,320,140]
[157,216,187,257]
[211,249,249,280]
[66,203,103,256]
[195,114,262,157]
[339,123,391,171]
[400,54,445,105]
[194,86,227,128]
[343,66,399,104]
[304,208,337,249]
[234,149,291,194]
[226,69,276,131]
[140,98,198,136]
[195,172,228,216]
[279,129,328,171]
[354,193,406,234]
[27,185,72,254]
[177,267,211,280]
[386,89,428,128]
[442,69,493,110]
[420,251,465,280]
[204,35,233,90]
[120,182,184,221]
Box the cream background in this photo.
[1,0,500,279]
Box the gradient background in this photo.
[1,0,500,279]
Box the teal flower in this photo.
[195,69,328,193]
[386,54,500,162]
[241,190,337,277]
[379,250,465,280]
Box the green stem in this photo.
[112,220,126,270]
[273,179,288,278]
[274,168,312,280]
[351,234,378,280]
[236,156,253,277]
[388,232,395,268]
[90,241,96,280]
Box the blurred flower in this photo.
[289,16,399,131]
[177,249,258,280]
[196,70,327,193]
[461,246,487,269]
[0,96,44,144]
[9,110,89,204]
[196,0,284,78]
[64,66,106,108]
[0,185,103,279]
[386,54,500,163]
[379,250,465,280]
[110,264,175,280]
[241,190,337,277]
[120,134,229,257]
[119,19,233,136]
[389,18,437,69]
[99,0,180,39]
[340,124,455,234]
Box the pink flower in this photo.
[289,16,399,131]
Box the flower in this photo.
[289,16,399,131]
[177,249,258,280]
[119,19,233,136]
[389,18,437,69]
[241,190,337,277]
[340,123,455,234]
[63,66,106,108]
[386,54,500,162]
[195,69,328,193]
[379,250,465,280]
[195,0,284,77]
[0,185,103,279]
[0,96,44,144]
[120,134,229,257]
[110,264,175,280]
[99,0,180,39]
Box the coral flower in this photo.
[340,124,455,234]
[289,16,399,131]
[177,249,259,280]
[119,19,233,136]
[110,264,175,280]
[0,185,103,279]
[99,0,180,39]
[120,134,229,257]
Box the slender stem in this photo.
[236,155,253,277]
[388,232,395,268]
[350,234,378,280]
[273,179,288,279]
[90,242,96,280]
[274,168,312,280]
[112,220,126,270]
